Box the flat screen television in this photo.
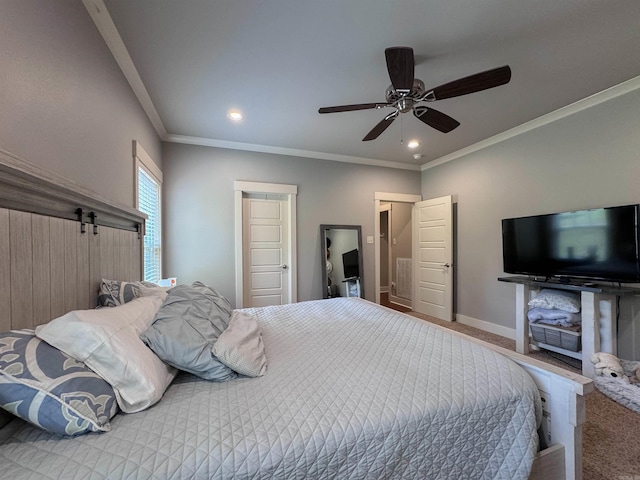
[502,204,640,283]
[342,248,360,279]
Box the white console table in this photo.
[499,276,640,377]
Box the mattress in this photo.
[0,298,541,479]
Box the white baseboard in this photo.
[380,286,389,293]
[455,314,516,341]
[389,294,411,308]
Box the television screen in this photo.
[502,204,640,282]
[342,249,360,279]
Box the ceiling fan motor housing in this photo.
[386,79,425,112]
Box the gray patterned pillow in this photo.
[0,329,118,436]
[97,279,158,307]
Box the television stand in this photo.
[498,276,640,377]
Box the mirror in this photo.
[320,224,364,299]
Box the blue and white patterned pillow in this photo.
[0,329,118,436]
[97,279,159,307]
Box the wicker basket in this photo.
[530,323,582,352]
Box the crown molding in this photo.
[165,134,421,171]
[422,74,640,171]
[83,0,167,138]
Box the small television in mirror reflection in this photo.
[342,249,360,279]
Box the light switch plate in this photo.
[366,235,374,244]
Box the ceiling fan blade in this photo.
[363,115,396,141]
[413,106,460,133]
[318,103,387,114]
[430,65,511,100]
[385,47,414,93]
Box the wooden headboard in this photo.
[0,148,146,331]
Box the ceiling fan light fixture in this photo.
[407,140,420,149]
[227,110,243,122]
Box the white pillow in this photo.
[139,285,171,302]
[35,296,177,413]
[212,310,267,377]
[528,288,581,313]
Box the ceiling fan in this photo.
[318,47,511,141]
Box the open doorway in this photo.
[374,192,422,310]
[379,202,414,311]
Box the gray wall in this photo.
[0,0,161,208]
[162,143,421,306]
[421,86,640,358]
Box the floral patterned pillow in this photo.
[97,279,158,307]
[528,288,581,313]
[0,329,118,436]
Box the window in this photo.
[134,141,162,283]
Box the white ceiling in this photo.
[97,0,640,169]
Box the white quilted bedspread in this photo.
[0,298,541,479]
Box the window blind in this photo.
[138,166,161,283]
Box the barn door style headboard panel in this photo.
[0,148,147,332]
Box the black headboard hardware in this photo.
[76,207,86,234]
[89,211,99,235]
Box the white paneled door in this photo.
[413,195,453,321]
[242,195,289,307]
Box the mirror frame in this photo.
[320,224,364,299]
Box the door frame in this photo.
[374,192,422,306]
[234,181,298,308]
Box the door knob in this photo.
[282,265,288,270]
[442,263,451,268]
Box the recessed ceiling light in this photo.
[227,110,243,122]
[407,140,420,149]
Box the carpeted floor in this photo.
[395,307,640,480]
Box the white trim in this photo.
[234,181,297,195]
[134,140,162,211]
[389,295,411,308]
[169,134,421,171]
[375,192,422,202]
[82,0,168,139]
[133,141,162,282]
[422,73,640,171]
[134,141,162,183]
[234,181,298,308]
[455,313,516,340]
[374,192,422,305]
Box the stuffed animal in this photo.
[619,358,640,384]
[591,352,630,383]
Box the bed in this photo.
[0,148,592,479]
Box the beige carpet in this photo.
[405,310,640,480]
